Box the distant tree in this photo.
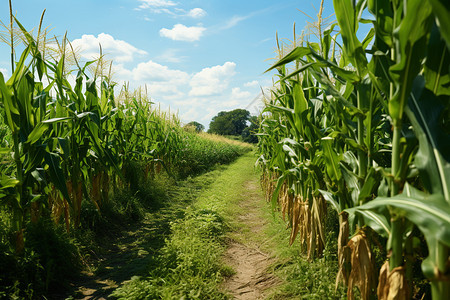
[186,121,205,132]
[208,109,250,136]
[241,116,259,143]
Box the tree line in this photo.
[186,109,259,143]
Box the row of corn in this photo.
[257,0,449,298]
[0,16,247,255]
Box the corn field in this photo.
[0,13,248,260]
[257,0,449,299]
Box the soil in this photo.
[222,180,280,299]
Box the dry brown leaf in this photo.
[290,196,301,245]
[347,231,374,300]
[336,213,350,288]
[377,261,409,300]
[91,173,101,205]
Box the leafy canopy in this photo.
[208,109,250,136]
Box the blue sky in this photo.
[0,0,336,128]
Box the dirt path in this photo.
[222,179,280,299]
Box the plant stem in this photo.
[9,0,14,74]
[357,89,367,185]
[389,124,404,270]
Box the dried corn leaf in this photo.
[377,261,409,300]
[336,213,350,287]
[290,196,301,245]
[347,231,374,300]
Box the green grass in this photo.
[112,151,260,299]
[112,151,348,299]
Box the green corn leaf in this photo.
[42,116,72,124]
[308,48,360,83]
[271,174,287,212]
[322,24,337,60]
[424,23,450,96]
[0,175,20,189]
[351,193,450,246]
[0,148,11,154]
[321,137,342,182]
[333,0,368,77]
[362,28,375,50]
[340,161,360,206]
[346,205,391,238]
[282,144,297,159]
[265,47,312,72]
[7,45,31,87]
[26,123,49,144]
[0,73,18,130]
[281,138,309,157]
[427,0,450,50]
[45,152,70,202]
[319,189,341,213]
[358,168,381,204]
[24,144,46,173]
[389,0,433,124]
[31,169,46,184]
[293,82,308,116]
[407,76,450,203]
[368,0,393,47]
[280,62,316,81]
[351,189,450,282]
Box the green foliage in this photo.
[185,121,205,132]
[241,116,259,143]
[0,220,80,298]
[258,0,450,298]
[112,197,230,300]
[208,109,250,136]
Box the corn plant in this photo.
[0,13,251,258]
[258,0,449,298]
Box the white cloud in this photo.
[180,107,201,122]
[187,8,207,18]
[244,80,259,87]
[137,0,176,10]
[159,24,206,42]
[103,53,243,129]
[71,33,147,63]
[189,62,236,96]
[137,1,206,19]
[231,87,252,99]
[133,60,189,82]
[129,60,190,98]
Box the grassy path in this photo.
[62,151,342,299]
[175,150,282,298]
[221,176,279,299]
